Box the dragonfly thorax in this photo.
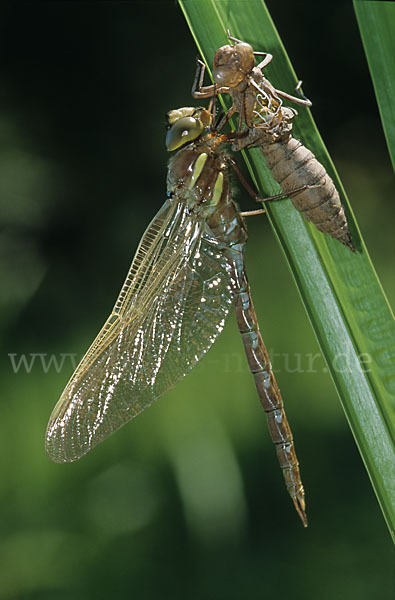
[167,143,228,209]
[167,141,247,248]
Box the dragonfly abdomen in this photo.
[227,253,307,526]
[261,137,354,251]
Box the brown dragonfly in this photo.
[193,32,355,252]
[46,106,307,527]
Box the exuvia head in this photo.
[212,42,255,87]
[165,107,212,151]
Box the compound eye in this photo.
[166,116,204,151]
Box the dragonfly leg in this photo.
[207,93,218,123]
[214,104,237,133]
[255,53,274,70]
[295,80,312,106]
[276,84,312,108]
[256,182,324,204]
[227,154,323,208]
[226,29,244,45]
[227,157,318,209]
[240,208,266,217]
[227,157,261,202]
[192,58,229,99]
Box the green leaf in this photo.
[354,0,395,170]
[179,0,395,541]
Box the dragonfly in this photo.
[193,32,355,252]
[46,105,307,527]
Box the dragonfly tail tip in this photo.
[293,495,308,528]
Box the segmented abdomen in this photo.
[261,137,354,251]
[222,244,307,526]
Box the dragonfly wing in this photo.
[46,199,233,462]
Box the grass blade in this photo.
[354,0,395,170]
[179,0,395,541]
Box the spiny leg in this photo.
[226,154,323,210]
[275,84,312,108]
[192,58,229,99]
[254,182,325,204]
[240,208,266,217]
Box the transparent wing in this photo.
[46,199,233,462]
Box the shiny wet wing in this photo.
[46,199,233,462]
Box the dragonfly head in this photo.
[166,107,212,151]
[213,42,256,88]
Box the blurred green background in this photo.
[0,1,393,598]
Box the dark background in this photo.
[0,2,393,599]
